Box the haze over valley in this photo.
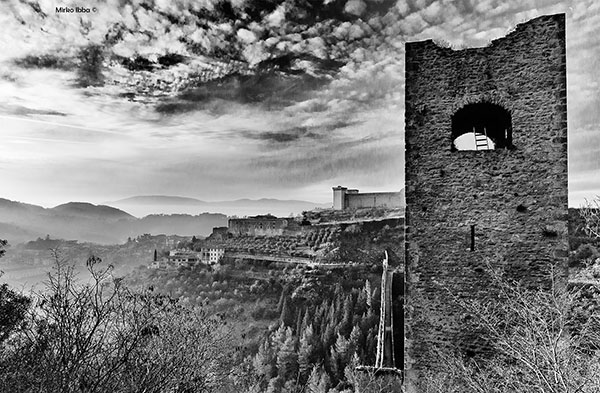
[0,195,329,245]
[106,195,332,218]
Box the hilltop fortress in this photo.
[404,13,568,386]
[332,186,404,210]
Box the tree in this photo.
[306,365,330,393]
[0,238,6,259]
[254,340,276,380]
[279,298,294,327]
[0,239,31,344]
[298,324,316,380]
[581,197,600,239]
[0,253,234,393]
[0,282,30,344]
[276,327,298,380]
[417,267,600,393]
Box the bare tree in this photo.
[0,252,235,393]
[581,196,600,239]
[417,266,600,393]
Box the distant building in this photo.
[332,186,404,210]
[148,260,168,269]
[209,227,229,241]
[168,249,198,267]
[200,248,225,265]
[228,214,291,236]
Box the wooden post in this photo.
[470,225,475,251]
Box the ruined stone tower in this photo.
[404,13,568,378]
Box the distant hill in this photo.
[105,195,331,218]
[0,198,227,245]
[51,202,135,220]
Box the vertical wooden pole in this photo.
[470,225,475,251]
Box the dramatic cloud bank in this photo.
[0,0,597,207]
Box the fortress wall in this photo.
[345,192,403,209]
[228,218,289,237]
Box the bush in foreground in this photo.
[0,252,238,393]
[417,267,600,393]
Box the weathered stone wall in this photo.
[346,191,403,209]
[228,217,289,236]
[404,13,568,378]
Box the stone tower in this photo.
[404,13,568,379]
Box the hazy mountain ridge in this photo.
[0,199,227,245]
[51,202,136,220]
[108,195,330,207]
[105,195,331,218]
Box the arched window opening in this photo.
[451,103,512,151]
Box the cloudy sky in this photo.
[0,0,597,208]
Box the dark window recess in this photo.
[451,103,513,151]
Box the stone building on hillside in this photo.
[168,249,198,266]
[228,214,296,236]
[404,13,568,386]
[332,186,404,210]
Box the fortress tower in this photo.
[404,13,568,380]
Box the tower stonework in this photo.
[404,13,568,381]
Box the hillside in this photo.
[51,202,135,220]
[123,212,404,391]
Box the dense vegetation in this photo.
[0,210,405,392]
[124,250,403,392]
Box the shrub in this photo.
[0,255,236,392]
[417,267,600,393]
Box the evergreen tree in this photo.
[322,321,336,353]
[253,340,276,379]
[281,379,298,393]
[298,324,315,380]
[339,294,354,337]
[295,308,304,335]
[365,326,378,366]
[266,376,284,393]
[271,323,288,365]
[280,298,295,328]
[301,308,311,334]
[330,333,351,381]
[318,370,331,393]
[348,325,362,361]
[276,327,298,380]
[277,286,289,314]
[343,353,362,391]
[306,366,321,393]
[306,365,330,393]
[325,302,336,336]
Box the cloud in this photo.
[345,0,368,16]
[0,0,598,207]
